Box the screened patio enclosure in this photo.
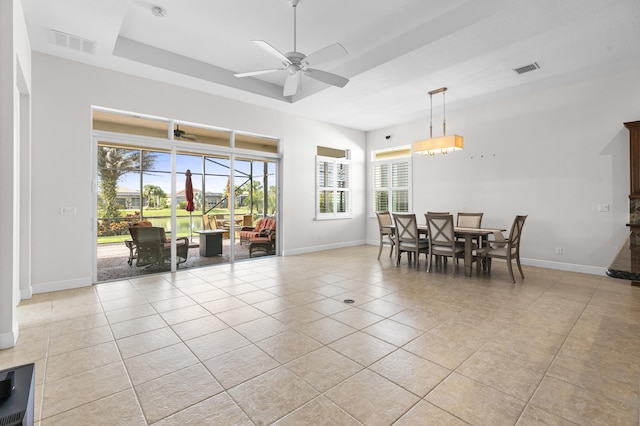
[93,109,280,282]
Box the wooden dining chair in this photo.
[392,213,429,268]
[375,211,395,259]
[477,215,527,283]
[455,212,484,255]
[425,213,465,273]
[456,212,483,228]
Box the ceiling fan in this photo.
[234,0,349,97]
[173,125,198,141]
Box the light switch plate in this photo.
[61,207,77,215]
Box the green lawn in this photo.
[97,207,252,244]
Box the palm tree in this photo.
[143,184,165,208]
[98,147,155,219]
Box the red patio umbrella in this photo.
[185,170,195,242]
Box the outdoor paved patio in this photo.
[97,237,255,282]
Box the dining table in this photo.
[387,224,506,276]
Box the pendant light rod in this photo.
[428,87,448,136]
[443,89,446,136]
[429,91,433,139]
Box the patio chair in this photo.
[249,228,276,257]
[234,214,253,239]
[239,217,276,245]
[242,214,253,227]
[476,215,527,283]
[128,226,189,268]
[202,214,212,230]
[209,215,229,239]
[375,211,395,259]
[125,220,152,266]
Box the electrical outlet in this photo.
[598,204,609,212]
[555,247,563,255]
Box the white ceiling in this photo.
[21,0,640,132]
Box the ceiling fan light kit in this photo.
[413,87,464,156]
[234,0,349,96]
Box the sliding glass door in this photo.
[93,109,280,283]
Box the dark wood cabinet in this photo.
[625,121,640,198]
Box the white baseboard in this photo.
[0,330,18,349]
[20,286,33,300]
[31,276,92,294]
[283,240,367,256]
[520,258,606,276]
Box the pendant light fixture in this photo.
[413,87,464,155]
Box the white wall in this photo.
[30,53,366,291]
[0,0,31,349]
[367,68,640,274]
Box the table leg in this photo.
[464,236,472,276]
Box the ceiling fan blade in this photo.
[234,68,283,78]
[305,68,349,88]
[252,40,291,64]
[283,72,300,96]
[304,43,347,66]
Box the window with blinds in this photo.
[316,147,351,219]
[372,146,411,215]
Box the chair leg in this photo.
[516,256,525,279]
[377,238,383,260]
[507,259,516,283]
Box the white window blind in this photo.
[317,155,351,219]
[372,147,411,215]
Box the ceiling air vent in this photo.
[50,29,96,55]
[513,62,540,75]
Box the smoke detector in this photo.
[151,6,166,17]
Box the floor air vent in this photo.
[513,62,540,74]
[50,29,96,55]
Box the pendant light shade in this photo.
[413,87,464,156]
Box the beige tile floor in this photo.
[2,245,640,425]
